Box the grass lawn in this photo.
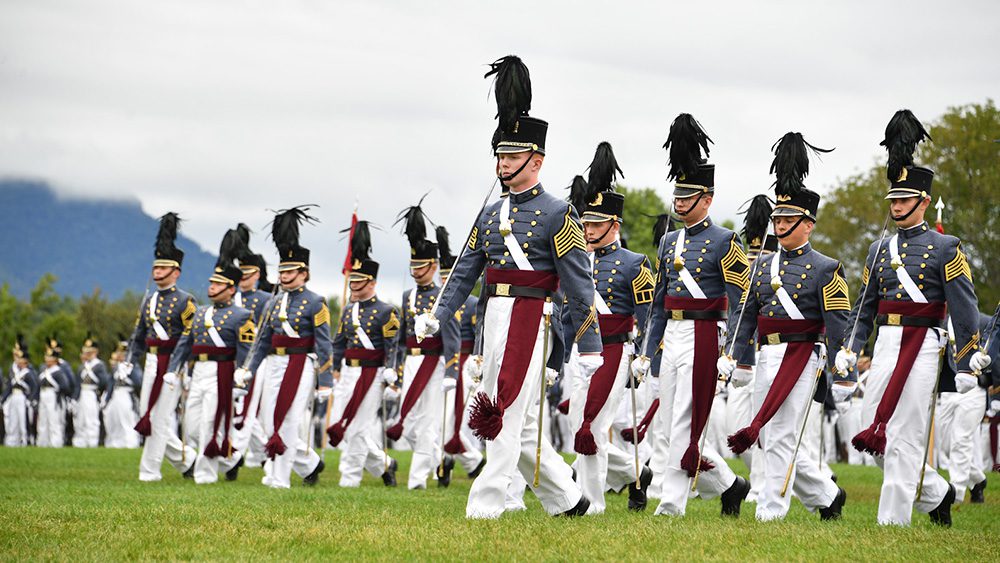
[1,447,998,561]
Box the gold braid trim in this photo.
[181,299,196,331]
[382,311,400,338]
[238,318,256,343]
[720,237,750,290]
[955,331,980,362]
[822,265,851,311]
[554,209,586,258]
[631,263,655,305]
[862,265,870,287]
[467,226,479,251]
[314,303,330,326]
[575,305,597,342]
[944,245,972,282]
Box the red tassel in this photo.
[727,422,760,455]
[264,433,286,459]
[870,428,887,456]
[621,427,637,444]
[680,445,714,477]
[443,434,467,455]
[557,400,570,415]
[993,463,1000,473]
[327,423,345,447]
[574,422,597,455]
[203,439,221,459]
[468,391,503,441]
[852,425,885,456]
[386,422,404,442]
[134,415,152,437]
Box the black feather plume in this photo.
[436,226,453,265]
[587,141,624,192]
[663,113,713,181]
[485,55,532,134]
[155,212,181,256]
[271,205,319,255]
[769,132,833,198]
[256,256,274,293]
[880,109,931,182]
[217,228,243,269]
[739,195,774,246]
[652,214,676,247]
[567,175,590,215]
[394,193,433,247]
[350,221,373,263]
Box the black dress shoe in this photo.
[557,496,590,517]
[468,458,487,479]
[720,476,750,517]
[382,459,398,487]
[225,456,245,482]
[819,487,847,520]
[970,479,986,504]
[183,465,195,480]
[628,466,653,512]
[437,455,455,488]
[830,472,838,484]
[303,459,325,486]
[929,484,956,527]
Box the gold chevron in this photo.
[554,209,586,258]
[721,237,750,290]
[632,263,655,304]
[822,265,851,311]
[314,303,330,326]
[944,245,972,282]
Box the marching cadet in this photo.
[418,56,599,518]
[125,212,198,480]
[566,142,655,514]
[387,199,461,490]
[221,225,276,478]
[72,335,110,448]
[326,221,400,487]
[165,229,255,484]
[720,133,848,521]
[241,206,333,489]
[3,336,37,447]
[631,113,752,518]
[36,337,73,447]
[104,336,141,448]
[439,226,487,483]
[835,109,983,527]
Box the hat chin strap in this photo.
[496,149,537,184]
[891,197,924,223]
[775,215,808,239]
[673,191,706,217]
[586,222,616,246]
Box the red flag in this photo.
[342,211,358,274]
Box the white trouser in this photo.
[862,326,949,526]
[937,388,987,500]
[836,398,869,465]
[654,319,736,516]
[801,401,834,480]
[259,354,320,488]
[183,362,233,484]
[397,354,444,489]
[220,357,268,473]
[104,387,140,448]
[611,379,654,466]
[72,386,101,448]
[466,296,582,519]
[336,365,390,487]
[726,376,755,466]
[706,392,728,459]
[752,344,838,521]
[554,369,574,453]
[138,354,196,481]
[2,389,29,446]
[568,347,636,514]
[821,410,838,465]
[446,365,485,474]
[36,387,64,447]
[647,374,673,501]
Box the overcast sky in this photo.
[2,0,998,300]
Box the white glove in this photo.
[234,368,252,388]
[463,355,484,385]
[381,367,398,386]
[115,362,133,382]
[232,387,248,400]
[955,372,978,394]
[442,377,457,393]
[545,368,558,388]
[970,351,992,372]
[730,367,753,388]
[316,387,332,401]
[631,355,651,379]
[834,348,857,374]
[414,313,440,341]
[577,354,604,379]
[716,355,737,377]
[162,372,178,389]
[383,385,399,401]
[988,399,1000,417]
[831,381,858,403]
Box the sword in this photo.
[781,345,827,497]
[917,345,946,501]
[841,213,892,370]
[533,298,553,488]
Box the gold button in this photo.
[535,210,541,215]
[696,267,702,273]
[531,221,537,226]
[512,207,518,213]
[928,244,934,249]
[801,274,807,279]
[902,243,908,248]
[527,231,533,237]
[500,259,506,265]
[805,264,812,269]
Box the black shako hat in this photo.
[880,109,934,199]
[486,55,547,156]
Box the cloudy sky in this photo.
[2,0,998,299]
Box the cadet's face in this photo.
[280,269,307,290]
[773,216,814,249]
[674,194,712,224]
[497,152,543,191]
[239,270,259,292]
[889,196,929,228]
[16,358,28,369]
[350,279,376,301]
[44,356,57,367]
[410,262,437,286]
[208,281,234,303]
[152,266,179,288]
[81,350,96,362]
[583,220,619,249]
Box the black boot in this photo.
[468,458,486,479]
[225,456,245,482]
[720,476,750,517]
[303,459,325,486]
[382,459,398,487]
[970,479,987,504]
[929,484,956,527]
[557,496,590,517]
[182,464,195,480]
[819,487,847,520]
[437,455,455,488]
[628,466,653,512]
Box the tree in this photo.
[618,186,669,265]
[813,100,1000,311]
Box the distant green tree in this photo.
[618,186,669,265]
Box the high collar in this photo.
[212,299,232,309]
[897,221,929,239]
[417,282,437,292]
[157,285,176,294]
[509,183,544,204]
[779,242,812,257]
[595,241,620,257]
[684,216,713,236]
[354,296,378,306]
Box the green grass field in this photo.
[1,448,998,561]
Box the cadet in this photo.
[3,336,37,447]
[73,335,110,448]
[37,338,73,447]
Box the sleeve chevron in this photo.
[314,303,330,326]
[822,264,851,311]
[632,262,655,305]
[721,235,750,290]
[944,244,972,283]
[553,209,586,258]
